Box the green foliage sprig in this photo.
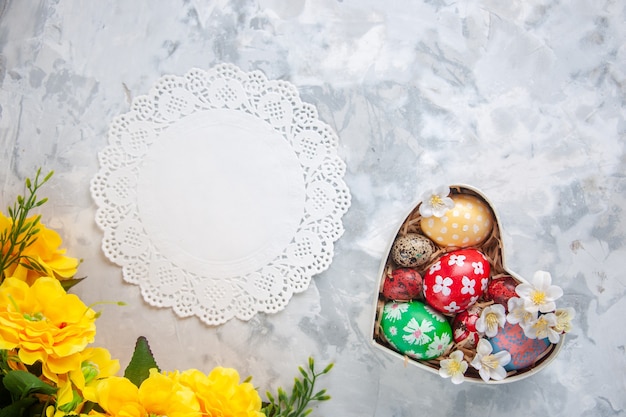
[262,357,333,417]
[0,169,54,283]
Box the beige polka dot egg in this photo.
[420,194,493,247]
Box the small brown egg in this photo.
[390,233,436,268]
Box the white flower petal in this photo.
[532,270,552,289]
[450,350,465,362]
[434,185,451,195]
[546,285,564,301]
[478,367,491,382]
[515,283,533,298]
[476,338,493,356]
[493,350,511,367]
[490,365,508,381]
[548,329,561,344]
[538,301,556,313]
[419,205,434,217]
[451,371,465,384]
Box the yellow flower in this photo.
[174,367,264,417]
[46,375,83,417]
[70,347,120,402]
[0,277,97,381]
[95,369,201,417]
[1,213,79,285]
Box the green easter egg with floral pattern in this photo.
[381,300,453,360]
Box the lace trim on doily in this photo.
[90,64,351,325]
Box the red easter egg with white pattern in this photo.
[452,304,483,349]
[423,249,490,315]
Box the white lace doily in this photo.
[90,64,351,325]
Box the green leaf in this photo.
[0,397,38,417]
[60,277,86,291]
[2,370,57,396]
[124,336,160,387]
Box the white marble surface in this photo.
[1,0,625,415]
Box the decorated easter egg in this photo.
[423,249,490,315]
[489,322,551,371]
[391,233,436,268]
[382,268,423,301]
[420,193,494,248]
[380,300,453,360]
[487,276,519,310]
[452,304,482,349]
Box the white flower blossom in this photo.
[433,276,453,296]
[553,307,575,333]
[419,185,455,218]
[439,350,468,384]
[475,304,506,337]
[525,313,561,343]
[515,270,563,313]
[506,297,538,331]
[470,339,511,382]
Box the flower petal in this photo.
[538,301,557,313]
[478,367,491,382]
[546,285,564,301]
[532,271,552,290]
[449,350,464,362]
[451,372,465,384]
[490,366,507,381]
[476,338,493,355]
[493,351,511,367]
[515,283,533,298]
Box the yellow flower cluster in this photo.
[0,277,120,415]
[91,368,264,417]
[0,213,79,285]
[0,208,265,417]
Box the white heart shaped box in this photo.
[371,185,565,384]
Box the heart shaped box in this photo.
[371,185,565,384]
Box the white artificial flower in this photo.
[506,297,539,335]
[525,313,561,343]
[553,307,576,333]
[475,304,506,337]
[470,339,511,382]
[419,185,455,218]
[439,350,468,384]
[515,270,563,313]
